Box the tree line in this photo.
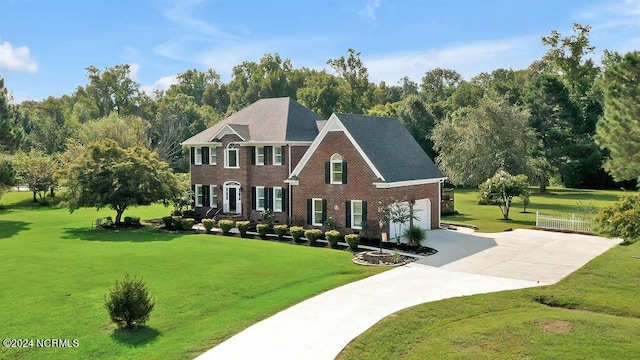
[1,23,639,197]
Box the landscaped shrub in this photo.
[104,274,155,329]
[162,216,173,228]
[218,220,234,235]
[304,229,323,246]
[325,230,341,248]
[236,221,250,237]
[257,223,269,238]
[290,226,305,243]
[202,219,216,233]
[402,225,427,246]
[182,209,196,218]
[274,224,288,240]
[123,216,141,227]
[172,216,183,230]
[181,218,195,232]
[345,233,360,251]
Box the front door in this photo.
[224,182,241,214]
[228,187,237,213]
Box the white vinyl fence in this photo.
[535,211,593,233]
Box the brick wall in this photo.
[190,135,311,223]
[292,131,441,233]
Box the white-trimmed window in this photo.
[351,200,363,229]
[273,187,283,212]
[273,147,283,166]
[195,147,203,165]
[256,186,266,211]
[312,198,323,226]
[256,146,265,165]
[331,153,343,184]
[209,147,217,165]
[225,144,239,168]
[210,185,218,208]
[195,184,204,207]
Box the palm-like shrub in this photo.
[218,220,234,235]
[325,230,341,248]
[236,221,250,237]
[402,225,427,246]
[345,233,360,251]
[105,274,155,328]
[274,224,288,240]
[304,229,323,246]
[202,219,216,233]
[290,226,305,243]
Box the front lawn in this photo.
[442,187,624,232]
[337,241,640,359]
[0,192,385,360]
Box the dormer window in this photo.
[327,153,347,184]
[225,143,239,168]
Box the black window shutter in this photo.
[322,199,327,224]
[265,146,272,165]
[202,147,209,165]
[342,162,348,184]
[325,162,330,184]
[191,184,195,207]
[251,146,256,165]
[267,187,273,210]
[283,188,288,212]
[306,199,312,225]
[362,201,368,226]
[190,147,195,164]
[281,146,286,165]
[203,185,210,207]
[251,187,257,210]
[345,200,351,228]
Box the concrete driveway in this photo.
[195,229,619,360]
[419,228,619,284]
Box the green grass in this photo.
[337,238,640,359]
[442,187,624,232]
[0,192,385,360]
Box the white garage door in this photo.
[388,198,432,243]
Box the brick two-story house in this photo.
[181,97,446,235]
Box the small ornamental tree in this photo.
[105,274,155,328]
[594,195,640,244]
[12,150,58,204]
[478,170,529,220]
[67,140,180,224]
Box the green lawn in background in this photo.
[442,187,624,232]
[338,240,640,360]
[0,191,385,360]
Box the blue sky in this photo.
[1,0,638,103]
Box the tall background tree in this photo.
[431,96,535,186]
[0,78,25,153]
[595,51,640,183]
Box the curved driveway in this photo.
[196,228,619,360]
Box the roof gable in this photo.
[289,113,445,184]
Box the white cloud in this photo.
[128,63,140,81]
[359,0,381,20]
[364,36,543,84]
[141,75,178,96]
[0,41,38,73]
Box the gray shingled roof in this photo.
[335,113,445,182]
[181,97,322,145]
